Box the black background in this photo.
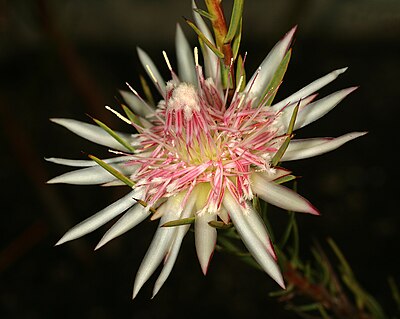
[1,1,399,318]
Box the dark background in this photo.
[1,0,399,318]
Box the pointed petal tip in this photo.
[308,204,321,216]
[283,25,297,48]
[201,261,209,276]
[151,283,163,299]
[50,118,63,125]
[94,241,104,251]
[132,285,141,300]
[277,277,286,289]
[54,237,67,246]
[198,248,214,275]
[350,131,368,139]
[337,67,348,74]
[289,25,298,35]
[344,86,359,96]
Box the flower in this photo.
[47,4,365,298]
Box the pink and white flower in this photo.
[47,8,365,298]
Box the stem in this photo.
[283,262,374,319]
[204,0,233,68]
[204,0,235,91]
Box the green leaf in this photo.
[162,217,195,227]
[310,246,331,287]
[217,236,263,270]
[278,212,296,249]
[291,302,321,312]
[121,104,142,127]
[231,17,242,60]
[290,216,300,266]
[388,277,400,311]
[271,136,290,167]
[328,238,387,319]
[139,74,155,106]
[208,220,233,229]
[235,54,246,91]
[220,63,231,90]
[193,8,214,20]
[257,200,275,242]
[271,102,299,166]
[92,117,135,152]
[327,238,353,277]
[88,154,135,188]
[274,174,296,185]
[224,0,244,44]
[269,284,294,297]
[262,49,292,106]
[185,18,224,59]
[135,199,157,214]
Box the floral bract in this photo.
[47,2,365,298]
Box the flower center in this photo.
[164,82,221,165]
[132,79,280,210]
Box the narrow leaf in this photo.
[274,174,296,185]
[208,220,233,229]
[231,18,242,60]
[92,118,135,152]
[135,199,157,214]
[388,277,400,311]
[278,211,296,249]
[224,0,244,44]
[263,49,292,106]
[235,54,246,92]
[327,238,353,276]
[271,102,299,166]
[193,8,213,20]
[162,217,195,227]
[271,137,290,167]
[185,18,224,59]
[88,155,135,188]
[122,104,142,126]
[139,74,155,106]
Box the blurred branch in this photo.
[0,96,92,271]
[217,214,394,319]
[36,0,110,120]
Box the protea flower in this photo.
[47,4,365,298]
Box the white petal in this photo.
[119,90,154,118]
[245,26,296,102]
[137,47,166,96]
[271,67,348,112]
[244,205,276,259]
[56,189,143,245]
[251,173,319,215]
[282,132,367,161]
[192,0,219,81]
[257,167,292,182]
[152,189,199,298]
[217,206,230,224]
[294,87,357,130]
[132,195,184,299]
[95,204,150,250]
[150,225,188,298]
[175,23,197,85]
[47,163,137,185]
[45,155,136,167]
[195,212,217,274]
[51,118,133,151]
[223,191,285,288]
